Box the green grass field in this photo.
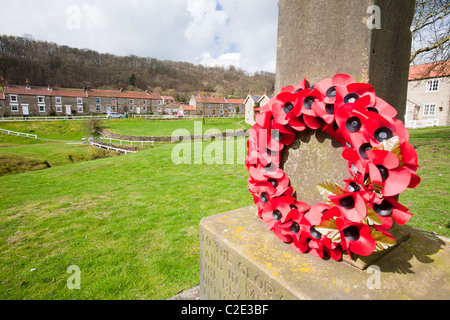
[0,120,448,300]
[102,117,248,137]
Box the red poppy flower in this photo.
[334,82,376,110]
[261,196,303,243]
[364,114,410,146]
[293,89,323,129]
[269,91,301,126]
[370,196,413,229]
[248,173,292,200]
[335,218,376,257]
[366,149,413,197]
[314,74,355,104]
[288,207,341,260]
[329,192,367,223]
[343,179,380,204]
[312,74,356,124]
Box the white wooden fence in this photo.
[0,128,37,139]
[0,116,107,122]
[405,119,439,129]
[85,138,137,155]
[100,137,154,147]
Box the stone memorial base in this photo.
[199,206,449,300]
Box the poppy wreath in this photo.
[246,74,420,261]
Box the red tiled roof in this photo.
[181,105,196,111]
[194,96,227,104]
[226,98,245,104]
[162,96,175,100]
[409,61,450,80]
[4,85,87,97]
[2,86,162,100]
[88,89,162,100]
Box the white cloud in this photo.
[0,0,278,73]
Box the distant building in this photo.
[244,91,273,126]
[0,79,163,117]
[189,95,244,117]
[162,96,175,105]
[405,61,450,128]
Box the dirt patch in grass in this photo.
[0,154,51,176]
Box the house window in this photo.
[157,100,162,106]
[229,106,233,113]
[220,104,223,108]
[129,106,134,111]
[96,105,101,111]
[78,106,83,113]
[423,104,436,116]
[77,98,83,104]
[11,104,19,112]
[10,95,18,102]
[56,97,62,104]
[220,109,224,115]
[129,99,134,104]
[96,97,101,103]
[208,104,211,108]
[143,106,147,111]
[38,96,45,104]
[56,105,63,112]
[39,105,45,112]
[143,100,147,105]
[111,98,116,104]
[426,79,440,92]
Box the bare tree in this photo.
[410,0,450,66]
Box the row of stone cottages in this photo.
[0,78,248,118]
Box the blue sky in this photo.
[0,0,279,74]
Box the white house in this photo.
[405,61,450,128]
[244,92,273,126]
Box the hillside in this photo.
[0,35,275,102]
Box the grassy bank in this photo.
[399,126,449,235]
[0,138,252,300]
[102,117,248,137]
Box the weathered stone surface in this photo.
[199,206,450,300]
[281,129,349,205]
[275,0,415,119]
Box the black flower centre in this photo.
[345,117,362,132]
[325,104,335,115]
[374,127,393,142]
[303,97,315,109]
[343,226,360,241]
[260,192,269,204]
[268,178,278,188]
[310,226,322,239]
[344,92,360,104]
[271,129,282,142]
[272,209,282,221]
[359,143,372,159]
[283,102,294,114]
[326,86,337,98]
[373,200,393,217]
[348,182,360,192]
[376,165,389,181]
[339,196,355,210]
[290,222,300,234]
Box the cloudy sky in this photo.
[0,0,279,74]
